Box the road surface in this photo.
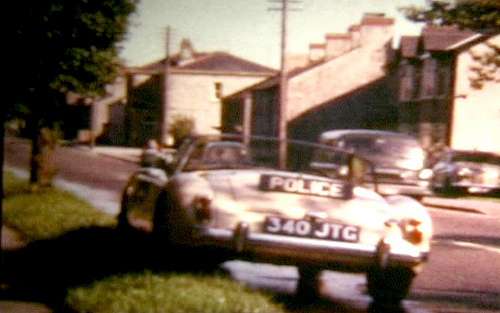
[4,137,500,312]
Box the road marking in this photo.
[434,239,500,255]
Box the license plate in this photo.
[264,216,360,243]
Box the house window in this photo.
[399,64,417,101]
[214,82,223,99]
[422,58,437,98]
[437,60,451,96]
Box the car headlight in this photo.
[338,165,349,176]
[457,167,473,177]
[400,218,424,244]
[418,168,433,180]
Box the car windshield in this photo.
[451,152,500,166]
[179,135,356,179]
[340,136,420,157]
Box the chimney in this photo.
[178,38,196,65]
[348,24,361,48]
[359,13,394,47]
[325,33,352,59]
[309,43,325,62]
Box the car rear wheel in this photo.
[366,265,414,305]
[296,266,322,301]
[152,192,228,273]
[117,192,134,233]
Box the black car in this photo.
[318,130,433,199]
[431,149,500,196]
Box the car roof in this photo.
[447,149,500,159]
[205,141,245,148]
[319,129,417,141]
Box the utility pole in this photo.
[160,26,171,146]
[269,0,301,168]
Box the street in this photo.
[4,137,500,312]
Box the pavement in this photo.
[1,144,499,313]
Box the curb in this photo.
[421,198,484,214]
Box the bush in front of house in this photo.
[169,115,195,148]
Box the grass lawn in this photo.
[3,171,116,241]
[66,272,285,313]
[2,171,287,313]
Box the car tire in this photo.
[152,192,175,244]
[117,191,134,233]
[366,265,414,305]
[152,192,227,272]
[296,266,322,301]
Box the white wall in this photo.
[451,35,500,154]
[168,72,268,134]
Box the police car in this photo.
[119,134,433,304]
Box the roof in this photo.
[310,43,326,49]
[398,25,483,58]
[400,36,420,58]
[361,13,394,26]
[325,33,351,39]
[138,51,276,75]
[422,25,479,51]
[179,52,276,73]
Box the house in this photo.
[120,39,276,146]
[222,13,399,143]
[397,26,500,155]
[85,39,275,146]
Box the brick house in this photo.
[91,39,275,146]
[397,26,500,156]
[222,13,399,143]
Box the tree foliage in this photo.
[402,0,500,33]
[10,0,138,104]
[7,0,138,184]
[169,115,195,148]
[402,0,499,89]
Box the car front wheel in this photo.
[117,192,134,233]
[366,265,414,305]
[296,266,322,301]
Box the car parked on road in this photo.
[119,134,433,304]
[431,149,500,196]
[318,129,433,199]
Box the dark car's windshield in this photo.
[178,135,360,180]
[340,136,421,158]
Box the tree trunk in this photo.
[28,91,58,188]
[1,104,5,271]
[29,125,41,185]
[30,127,57,188]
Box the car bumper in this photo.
[451,182,500,194]
[192,223,428,271]
[369,182,432,197]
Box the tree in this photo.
[402,0,500,32]
[401,0,499,89]
[7,0,138,185]
[169,115,195,148]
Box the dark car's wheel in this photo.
[296,266,322,301]
[366,265,414,305]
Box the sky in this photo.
[119,0,427,69]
